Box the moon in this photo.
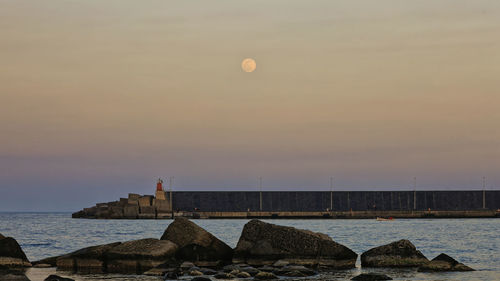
[241,58,256,72]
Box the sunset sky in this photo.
[1,0,499,211]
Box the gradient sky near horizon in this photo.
[1,0,499,211]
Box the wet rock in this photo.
[165,271,179,279]
[351,273,392,281]
[200,268,218,275]
[0,235,31,268]
[282,270,307,277]
[33,264,52,268]
[418,253,474,272]
[32,256,58,267]
[56,242,121,273]
[360,240,428,267]
[236,271,251,278]
[191,277,211,281]
[223,264,240,272]
[43,275,75,281]
[105,238,178,274]
[274,265,316,276]
[272,260,289,267]
[189,270,203,276]
[181,261,196,269]
[213,272,235,279]
[234,220,357,268]
[161,218,233,264]
[229,269,240,275]
[254,271,278,280]
[258,265,275,272]
[0,266,30,281]
[240,266,260,276]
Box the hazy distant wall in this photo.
[171,191,500,212]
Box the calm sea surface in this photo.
[0,213,498,281]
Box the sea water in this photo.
[0,213,498,281]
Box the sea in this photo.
[0,213,498,281]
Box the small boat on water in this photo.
[376,217,395,221]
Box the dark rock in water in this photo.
[0,236,31,268]
[191,277,211,281]
[32,256,58,267]
[44,275,75,281]
[351,273,392,281]
[254,271,278,280]
[274,265,316,276]
[105,238,178,274]
[240,266,260,276]
[56,242,121,273]
[233,220,357,268]
[222,264,240,272]
[0,266,30,281]
[214,272,235,279]
[360,240,428,267]
[418,253,475,272]
[236,271,251,278]
[165,271,179,279]
[0,234,4,239]
[199,267,217,275]
[281,270,307,277]
[161,218,233,264]
[258,265,275,272]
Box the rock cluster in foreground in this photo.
[419,253,475,272]
[360,239,429,267]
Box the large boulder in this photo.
[351,273,392,281]
[56,242,121,273]
[418,253,474,272]
[233,220,357,268]
[160,218,233,265]
[0,235,31,268]
[0,266,30,281]
[360,240,428,267]
[106,238,178,274]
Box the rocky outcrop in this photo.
[32,256,58,267]
[106,238,178,273]
[360,240,428,267]
[351,273,392,281]
[160,218,233,265]
[233,220,357,268]
[43,275,74,281]
[0,266,30,281]
[56,239,178,274]
[418,253,474,272]
[0,235,31,268]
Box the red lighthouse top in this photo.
[156,178,163,191]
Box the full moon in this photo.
[241,58,256,72]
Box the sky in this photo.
[1,0,499,211]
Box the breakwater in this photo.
[72,190,500,219]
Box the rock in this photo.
[56,242,121,273]
[360,240,428,267]
[213,272,235,279]
[189,270,203,276]
[105,238,178,274]
[0,234,4,239]
[32,256,58,267]
[181,261,196,269]
[0,266,30,281]
[282,270,307,277]
[43,275,75,281]
[191,277,212,281]
[161,218,233,263]
[0,236,31,268]
[233,220,357,268]
[229,269,240,275]
[240,266,260,276]
[200,268,218,275]
[418,253,474,272]
[236,271,251,278]
[223,264,240,272]
[254,271,278,280]
[351,273,392,281]
[257,265,275,272]
[272,260,289,267]
[274,265,316,276]
[143,267,171,276]
[33,264,52,268]
[165,271,179,279]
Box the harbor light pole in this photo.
[413,177,417,210]
[259,177,263,211]
[483,176,486,209]
[330,177,333,211]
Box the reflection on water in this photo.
[1,213,499,281]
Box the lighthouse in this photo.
[155,178,167,200]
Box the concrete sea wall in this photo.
[72,190,500,219]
